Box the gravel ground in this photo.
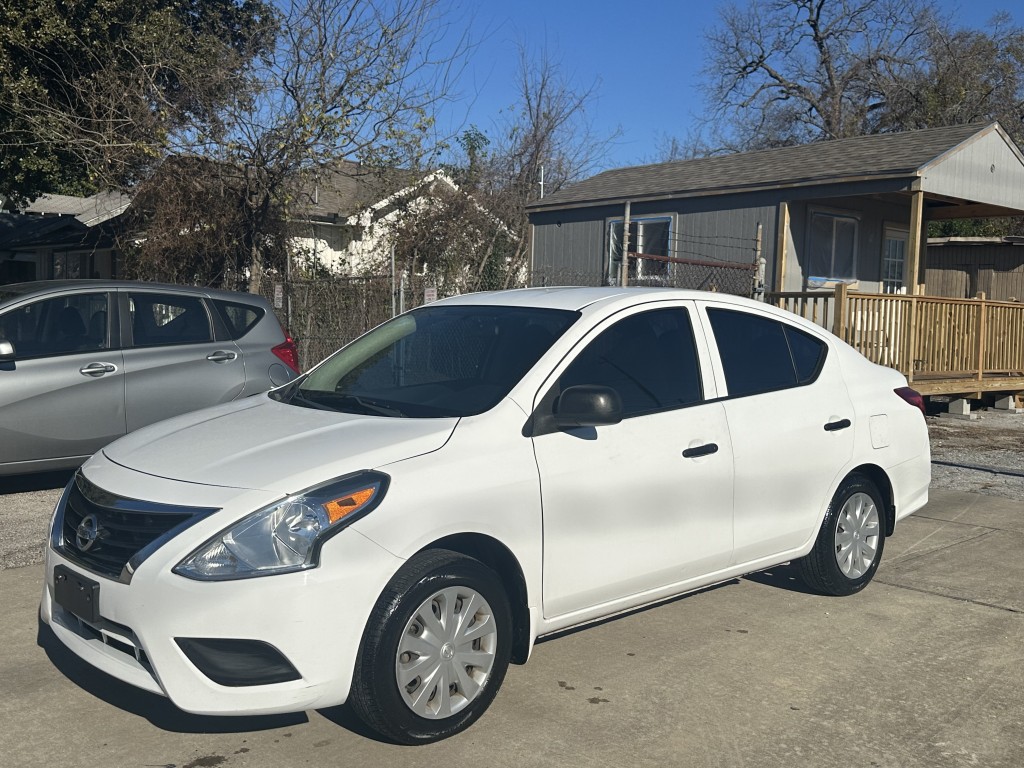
[928,409,1024,501]
[1,413,1021,572]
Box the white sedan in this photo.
[41,287,930,744]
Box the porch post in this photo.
[774,201,789,293]
[906,190,925,295]
[620,201,631,287]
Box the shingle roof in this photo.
[23,190,130,225]
[298,161,422,221]
[529,123,994,210]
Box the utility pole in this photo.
[539,164,545,199]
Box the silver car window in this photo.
[0,292,109,358]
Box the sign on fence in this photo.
[424,286,438,304]
[273,283,284,309]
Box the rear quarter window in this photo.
[213,300,265,340]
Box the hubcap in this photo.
[395,586,498,719]
[835,492,881,579]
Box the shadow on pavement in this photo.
[0,471,74,495]
[36,618,308,734]
[743,562,818,595]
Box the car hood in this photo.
[102,396,459,493]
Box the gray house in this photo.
[527,123,1024,298]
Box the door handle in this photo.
[206,351,238,363]
[79,362,118,377]
[682,443,719,459]
[824,418,852,432]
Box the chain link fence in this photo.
[262,252,761,371]
[530,257,759,296]
[260,273,440,369]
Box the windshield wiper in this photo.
[332,394,407,417]
[287,389,338,412]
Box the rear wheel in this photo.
[350,549,511,744]
[799,473,885,596]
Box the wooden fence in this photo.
[766,285,1024,390]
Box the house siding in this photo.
[922,130,1024,211]
[530,196,776,294]
[785,194,914,293]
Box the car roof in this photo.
[433,286,842,343]
[0,280,266,306]
[434,286,764,313]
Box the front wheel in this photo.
[349,549,512,744]
[798,473,886,596]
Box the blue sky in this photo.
[438,0,1024,170]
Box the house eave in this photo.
[526,170,921,213]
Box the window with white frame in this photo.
[881,228,908,294]
[807,211,858,282]
[608,216,671,283]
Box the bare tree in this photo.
[384,45,620,293]
[876,12,1024,141]
[700,0,933,150]
[193,0,468,292]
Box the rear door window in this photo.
[128,293,213,347]
[706,307,826,397]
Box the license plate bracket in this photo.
[54,564,100,624]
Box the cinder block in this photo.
[993,395,1024,413]
[948,398,972,416]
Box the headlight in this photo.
[174,471,389,581]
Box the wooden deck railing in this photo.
[765,286,1024,387]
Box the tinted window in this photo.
[129,293,213,347]
[214,300,264,339]
[288,305,578,417]
[0,293,109,358]
[707,308,798,397]
[785,325,826,384]
[559,308,702,417]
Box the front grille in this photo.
[58,473,217,581]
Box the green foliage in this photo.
[0,0,275,203]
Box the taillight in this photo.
[272,334,300,374]
[894,386,925,416]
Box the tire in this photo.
[349,549,512,744]
[798,473,886,596]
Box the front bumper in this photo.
[40,461,404,716]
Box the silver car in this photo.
[0,280,299,476]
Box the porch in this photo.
[766,285,1024,399]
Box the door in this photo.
[700,303,855,565]
[121,290,245,432]
[533,304,734,619]
[882,228,908,294]
[0,291,125,467]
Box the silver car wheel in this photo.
[395,586,498,720]
[835,492,881,579]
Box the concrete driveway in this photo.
[1,488,1021,768]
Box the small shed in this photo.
[926,236,1024,302]
[527,122,1024,298]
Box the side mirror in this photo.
[552,385,623,428]
[0,339,14,362]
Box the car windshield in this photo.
[276,304,578,418]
